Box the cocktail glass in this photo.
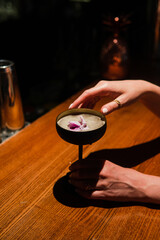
[56,108,107,160]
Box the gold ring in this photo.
[114,99,121,108]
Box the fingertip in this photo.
[68,103,73,109]
[102,107,108,115]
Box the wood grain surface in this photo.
[0,90,160,240]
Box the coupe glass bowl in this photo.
[56,108,107,145]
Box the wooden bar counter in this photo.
[0,88,160,240]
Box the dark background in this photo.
[0,0,159,122]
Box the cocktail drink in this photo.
[56,108,107,160]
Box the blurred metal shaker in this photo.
[0,60,25,141]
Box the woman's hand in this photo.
[69,80,160,117]
[69,158,160,204]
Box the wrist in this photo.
[142,174,160,204]
[123,168,160,204]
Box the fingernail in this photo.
[69,103,73,109]
[102,108,108,114]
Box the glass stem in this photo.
[79,145,83,160]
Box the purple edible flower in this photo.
[68,121,81,130]
[68,115,88,131]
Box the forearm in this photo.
[139,80,160,117]
[119,168,160,204]
[142,174,160,204]
[128,169,160,204]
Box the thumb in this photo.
[101,99,122,115]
